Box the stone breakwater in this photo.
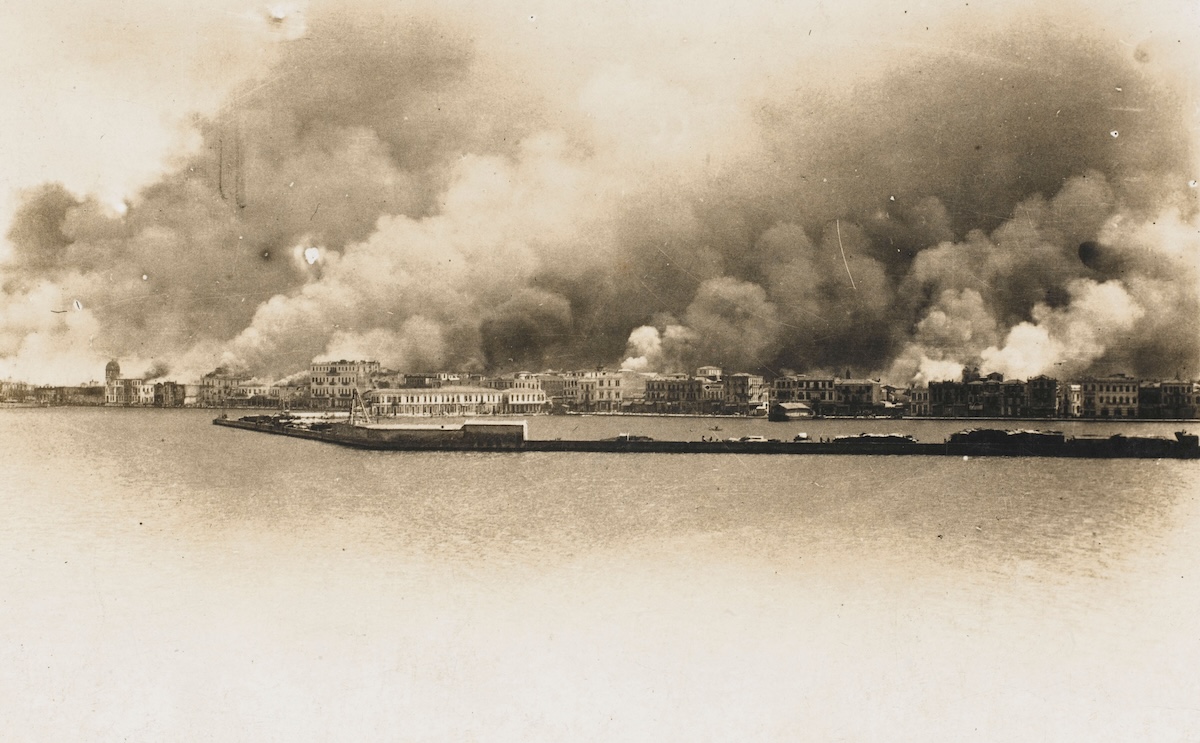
[213,415,1200,459]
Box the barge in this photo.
[213,414,1200,459]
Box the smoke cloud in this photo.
[2,0,1198,384]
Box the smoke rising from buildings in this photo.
[1,0,1197,384]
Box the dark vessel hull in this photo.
[213,417,1200,459]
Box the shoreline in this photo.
[4,403,1195,422]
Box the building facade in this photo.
[365,386,503,417]
[723,373,768,415]
[1080,374,1139,418]
[771,375,837,412]
[310,360,381,409]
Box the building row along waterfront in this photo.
[3,359,1198,420]
[914,372,1200,419]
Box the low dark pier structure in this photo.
[214,414,1200,459]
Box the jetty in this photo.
[213,414,1200,459]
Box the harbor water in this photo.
[2,408,1199,741]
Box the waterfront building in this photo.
[1080,373,1139,418]
[200,368,250,407]
[644,374,702,414]
[309,360,381,409]
[399,372,441,388]
[577,370,622,413]
[500,373,548,414]
[368,368,407,390]
[1026,376,1059,418]
[833,379,883,416]
[0,380,32,402]
[39,385,106,405]
[908,386,930,417]
[103,361,154,406]
[1138,381,1163,419]
[965,373,1005,417]
[1000,379,1027,418]
[153,381,186,407]
[559,371,586,410]
[225,380,294,407]
[1159,380,1200,419]
[533,372,570,410]
[771,375,837,414]
[365,386,503,417]
[929,380,968,417]
[105,361,131,405]
[1059,383,1083,417]
[723,373,768,415]
[699,378,725,414]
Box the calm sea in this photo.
[2,408,1198,741]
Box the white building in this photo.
[365,386,503,417]
[310,360,381,409]
[500,373,548,414]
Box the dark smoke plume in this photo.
[1,2,1197,384]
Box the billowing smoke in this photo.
[142,360,171,381]
[2,1,1198,385]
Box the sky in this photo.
[1,0,1198,385]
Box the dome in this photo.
[105,360,121,379]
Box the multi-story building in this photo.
[1138,382,1163,419]
[723,373,768,415]
[771,375,837,413]
[577,370,623,413]
[645,374,702,414]
[399,372,441,389]
[908,387,930,417]
[226,380,303,407]
[699,377,724,414]
[1026,375,1059,418]
[500,372,548,414]
[1000,379,1026,418]
[309,360,381,409]
[533,372,570,410]
[153,381,186,407]
[834,379,883,416]
[199,368,250,407]
[964,373,1005,417]
[1159,380,1200,419]
[929,380,969,417]
[0,380,31,402]
[104,362,158,406]
[1059,383,1082,417]
[368,368,407,390]
[1080,374,1139,418]
[105,361,136,405]
[365,386,503,417]
[562,371,586,410]
[46,384,100,405]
